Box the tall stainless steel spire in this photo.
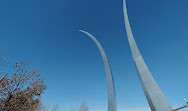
[79,30,117,111]
[123,0,173,111]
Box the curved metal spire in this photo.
[123,0,173,111]
[79,30,117,111]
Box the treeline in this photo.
[0,57,89,111]
[36,101,89,111]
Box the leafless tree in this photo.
[79,101,89,111]
[34,102,50,111]
[52,105,60,111]
[0,60,46,111]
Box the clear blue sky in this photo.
[0,0,188,111]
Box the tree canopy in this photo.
[0,60,46,111]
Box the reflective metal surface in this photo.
[80,30,117,111]
[123,0,173,110]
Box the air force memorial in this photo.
[79,30,117,111]
[123,0,187,110]
[79,0,188,111]
[123,0,172,110]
